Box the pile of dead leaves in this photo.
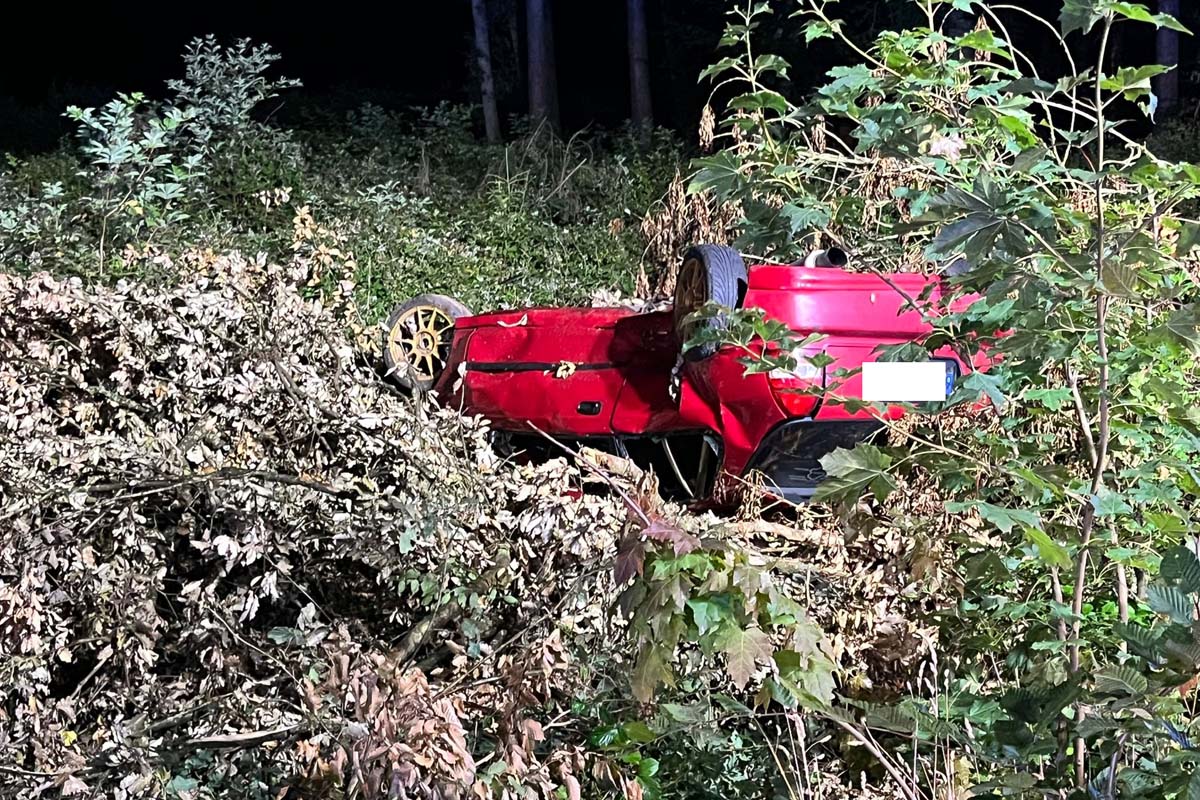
[0,253,629,798]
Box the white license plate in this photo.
[861,361,950,402]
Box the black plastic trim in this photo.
[743,418,885,502]
[464,361,615,373]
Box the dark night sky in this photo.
[0,1,1194,151]
[2,4,474,100]
[0,1,728,149]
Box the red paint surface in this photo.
[433,262,983,483]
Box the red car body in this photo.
[433,260,978,502]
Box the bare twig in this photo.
[1066,366,1098,469]
[171,725,308,751]
[527,423,653,527]
[825,714,925,800]
[1069,16,1116,787]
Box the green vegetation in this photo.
[0,37,681,317]
[694,0,1200,795]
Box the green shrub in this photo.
[0,37,681,318]
[168,36,307,230]
[0,167,78,269]
[690,1,1200,795]
[65,93,205,269]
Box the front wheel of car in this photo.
[673,244,747,361]
[382,293,473,391]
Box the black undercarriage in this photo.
[493,419,884,504]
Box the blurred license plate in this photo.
[861,361,953,402]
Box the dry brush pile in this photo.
[0,250,630,798]
[0,246,953,799]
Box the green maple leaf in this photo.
[814,443,896,503]
[687,597,728,637]
[1060,0,1105,35]
[946,501,1042,534]
[716,625,773,689]
[1025,529,1072,570]
[1091,488,1133,518]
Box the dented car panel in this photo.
[677,351,796,479]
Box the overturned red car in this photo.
[382,245,979,503]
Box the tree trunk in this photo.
[1156,0,1181,118]
[471,0,502,142]
[627,0,653,139]
[545,0,560,130]
[508,0,523,96]
[525,0,552,128]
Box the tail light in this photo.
[767,353,824,418]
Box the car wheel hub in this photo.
[389,305,454,382]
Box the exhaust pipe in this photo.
[804,247,849,268]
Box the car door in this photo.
[452,308,631,436]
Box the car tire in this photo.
[382,293,473,391]
[673,244,747,361]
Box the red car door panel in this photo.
[462,366,627,435]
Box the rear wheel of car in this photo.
[383,293,473,391]
[673,244,747,361]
